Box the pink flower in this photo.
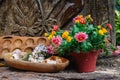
[51,36,62,46]
[112,46,120,55]
[74,32,88,42]
[47,45,54,54]
[107,23,112,30]
[53,25,59,31]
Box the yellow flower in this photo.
[66,36,72,42]
[51,30,56,36]
[78,15,83,18]
[62,31,69,39]
[102,28,107,33]
[98,25,102,29]
[48,35,53,40]
[44,33,49,37]
[98,29,104,35]
[74,20,79,23]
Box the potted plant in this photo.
[44,15,116,72]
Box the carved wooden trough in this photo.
[0,35,48,58]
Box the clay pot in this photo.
[0,36,49,58]
[71,50,101,73]
[4,53,69,72]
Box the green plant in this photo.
[116,0,120,11]
[45,15,114,56]
[115,4,120,45]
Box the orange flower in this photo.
[79,17,86,24]
[102,28,107,33]
[77,15,83,18]
[73,15,86,24]
[66,36,72,42]
[62,31,69,39]
[51,30,56,36]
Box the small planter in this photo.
[71,50,101,73]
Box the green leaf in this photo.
[87,24,94,30]
[72,24,80,35]
[74,48,80,53]
[81,41,93,52]
[117,0,120,5]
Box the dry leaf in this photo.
[0,63,4,66]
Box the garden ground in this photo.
[0,55,120,80]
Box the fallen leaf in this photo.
[0,63,5,66]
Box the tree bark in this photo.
[108,0,116,45]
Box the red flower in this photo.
[73,15,86,24]
[79,17,86,24]
[107,23,112,30]
[53,25,59,31]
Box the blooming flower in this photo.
[48,35,53,40]
[98,28,107,35]
[74,20,79,23]
[47,45,54,54]
[98,29,104,35]
[107,23,112,30]
[44,33,49,37]
[45,15,115,56]
[79,17,86,24]
[51,36,62,46]
[78,15,83,18]
[53,25,59,31]
[66,36,72,42]
[51,30,56,36]
[74,32,88,42]
[62,31,69,39]
[73,15,86,24]
[101,28,107,33]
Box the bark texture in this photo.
[0,0,115,44]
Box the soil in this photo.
[0,55,120,80]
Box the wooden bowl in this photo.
[4,53,69,73]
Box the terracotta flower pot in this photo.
[71,50,101,73]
